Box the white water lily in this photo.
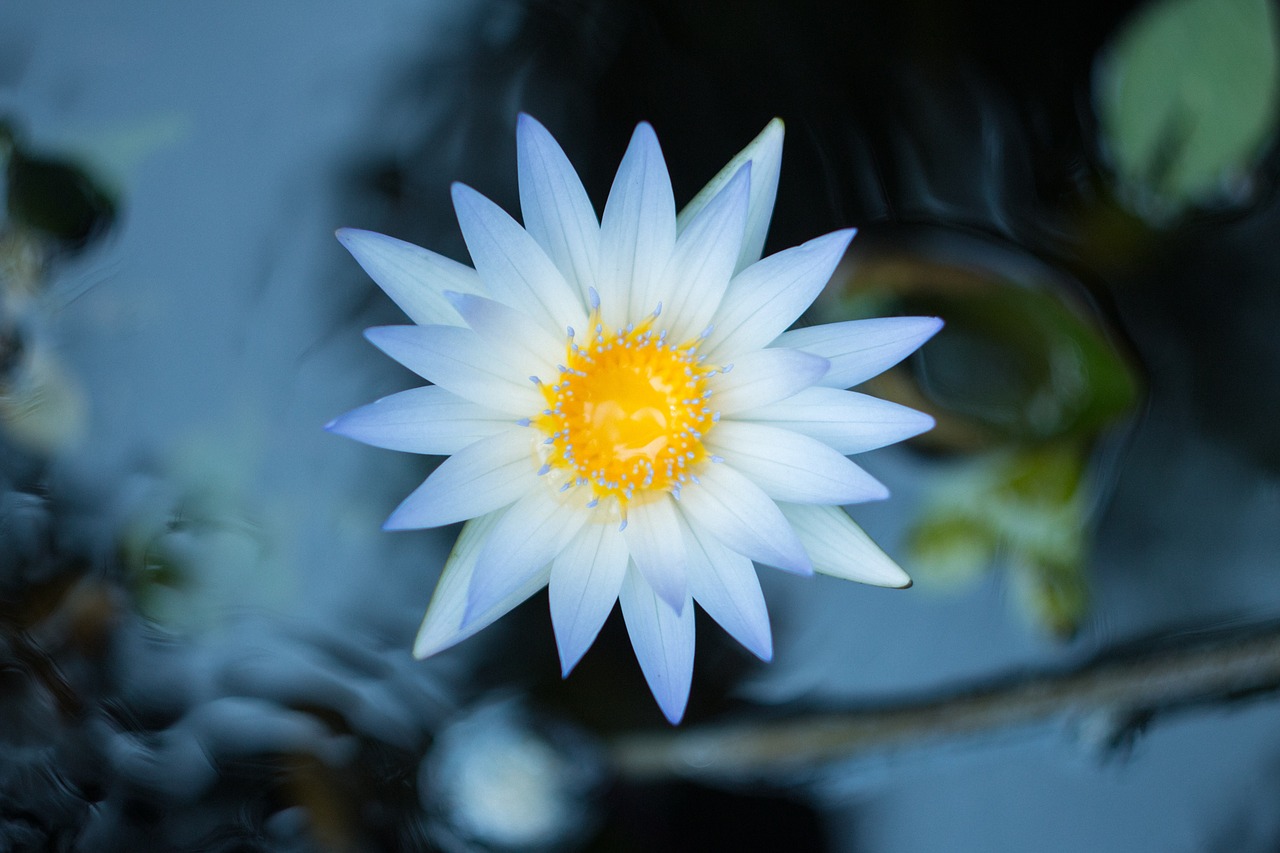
[329,115,941,723]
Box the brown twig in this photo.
[608,620,1280,782]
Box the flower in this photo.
[329,115,941,723]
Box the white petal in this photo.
[414,512,550,658]
[336,228,484,327]
[678,513,771,661]
[660,163,750,342]
[773,316,944,388]
[464,489,588,625]
[677,118,784,272]
[622,496,688,614]
[447,292,562,378]
[618,567,695,725]
[384,428,537,529]
[516,114,600,303]
[779,503,912,588]
[364,325,541,415]
[326,385,513,455]
[707,422,889,505]
[704,229,856,359]
[710,348,829,415]
[739,386,935,454]
[548,521,629,675]
[452,183,588,335]
[599,123,677,326]
[678,461,811,575]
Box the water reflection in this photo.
[422,699,603,852]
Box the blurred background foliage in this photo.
[811,231,1141,637]
[1096,0,1280,220]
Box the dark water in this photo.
[2,1,1280,850]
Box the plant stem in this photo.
[608,620,1280,781]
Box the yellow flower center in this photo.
[536,312,718,510]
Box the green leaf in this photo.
[906,513,1000,586]
[907,444,1092,637]
[810,239,1142,453]
[904,287,1140,447]
[1096,0,1280,218]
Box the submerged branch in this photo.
[608,619,1280,782]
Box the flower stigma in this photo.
[535,303,719,513]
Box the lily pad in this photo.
[1095,0,1280,219]
[814,229,1141,452]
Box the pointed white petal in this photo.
[707,421,889,505]
[773,316,944,388]
[548,522,629,675]
[738,386,935,454]
[384,428,537,529]
[619,567,695,725]
[452,183,587,335]
[678,513,771,661]
[704,229,856,359]
[599,123,677,326]
[364,325,542,415]
[779,502,912,588]
[516,114,600,303]
[464,489,588,625]
[336,228,484,327]
[660,163,750,343]
[413,513,551,658]
[622,496,688,614]
[678,461,811,575]
[447,292,562,378]
[710,348,829,415]
[677,119,784,272]
[326,385,513,455]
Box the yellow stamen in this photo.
[535,310,718,511]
